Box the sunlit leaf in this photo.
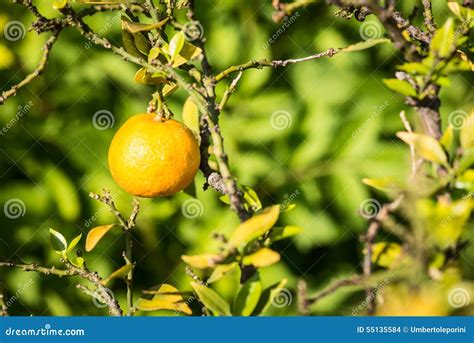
[85,224,116,252]
[370,242,404,269]
[181,253,222,269]
[191,282,231,316]
[460,112,474,150]
[383,79,417,97]
[233,274,262,316]
[440,125,454,152]
[182,97,200,141]
[362,177,399,193]
[49,228,67,253]
[169,31,185,62]
[102,264,133,286]
[136,284,191,315]
[172,42,202,68]
[396,132,447,165]
[242,185,262,212]
[228,206,280,248]
[267,225,303,242]
[342,38,390,52]
[430,18,455,58]
[66,234,82,254]
[52,0,67,10]
[163,83,178,97]
[242,248,280,268]
[134,67,166,85]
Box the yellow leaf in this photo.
[136,284,191,315]
[122,18,168,34]
[102,264,133,285]
[181,253,221,269]
[396,131,447,165]
[85,224,116,252]
[228,205,280,248]
[133,67,166,85]
[172,42,202,68]
[52,0,67,10]
[182,97,200,141]
[362,177,399,192]
[460,111,474,150]
[242,248,280,268]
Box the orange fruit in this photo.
[108,114,200,197]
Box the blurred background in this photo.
[0,0,472,315]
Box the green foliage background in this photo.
[0,0,472,315]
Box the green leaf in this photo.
[72,256,85,268]
[233,274,262,316]
[252,279,287,315]
[132,32,151,55]
[136,284,192,315]
[447,1,462,17]
[342,38,390,52]
[169,31,185,62]
[396,131,448,165]
[191,282,231,316]
[122,30,144,58]
[398,62,430,75]
[242,248,280,268]
[383,79,417,97]
[85,224,116,252]
[207,263,239,283]
[228,206,280,248]
[148,47,161,62]
[181,253,222,269]
[102,264,133,285]
[49,228,67,253]
[268,225,303,242]
[242,185,262,212]
[66,234,82,254]
[182,97,200,141]
[122,18,168,33]
[430,18,455,58]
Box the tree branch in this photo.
[215,48,340,82]
[0,32,60,105]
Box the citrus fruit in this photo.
[108,114,200,197]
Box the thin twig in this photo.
[219,72,243,112]
[0,32,60,104]
[0,292,9,316]
[215,48,340,82]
